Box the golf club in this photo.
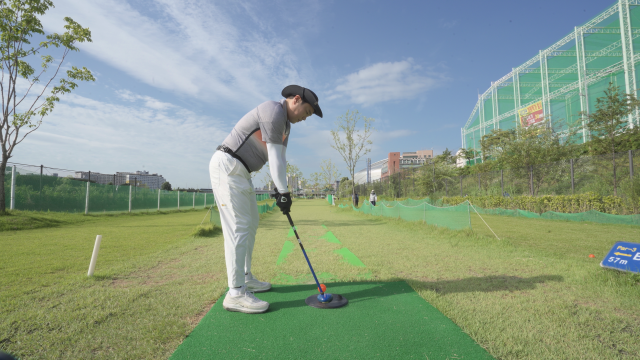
[285,212,348,309]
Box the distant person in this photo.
[353,192,359,207]
[210,85,323,314]
[370,190,377,206]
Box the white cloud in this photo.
[116,90,174,110]
[40,0,308,107]
[440,19,458,29]
[328,59,445,106]
[12,91,228,188]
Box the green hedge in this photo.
[441,192,639,215]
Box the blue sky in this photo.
[10,0,610,188]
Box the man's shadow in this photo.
[267,275,563,311]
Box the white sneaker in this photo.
[245,272,272,293]
[223,286,269,314]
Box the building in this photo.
[354,149,434,184]
[74,171,122,185]
[119,171,167,190]
[75,170,167,189]
[462,1,640,165]
[286,174,299,192]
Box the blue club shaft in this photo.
[285,213,324,295]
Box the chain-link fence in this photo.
[3,162,213,213]
[352,149,640,202]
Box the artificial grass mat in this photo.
[170,281,493,359]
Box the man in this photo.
[209,85,322,314]
[370,190,377,206]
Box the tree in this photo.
[307,172,321,196]
[318,159,340,191]
[264,161,303,192]
[330,110,374,205]
[0,0,94,213]
[434,148,454,165]
[583,82,640,196]
[161,181,172,191]
[479,119,579,195]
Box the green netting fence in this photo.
[3,163,280,214]
[340,197,640,227]
[3,164,216,213]
[472,206,640,226]
[256,193,271,202]
[209,200,276,227]
[339,199,472,230]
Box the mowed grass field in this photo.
[2,200,640,359]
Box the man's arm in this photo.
[267,142,293,214]
[267,143,288,192]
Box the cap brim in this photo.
[311,104,323,118]
[282,84,323,118]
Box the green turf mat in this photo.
[170,281,494,359]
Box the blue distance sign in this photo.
[600,241,640,274]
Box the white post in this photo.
[10,165,16,210]
[157,188,161,211]
[193,192,195,209]
[129,185,132,213]
[178,191,180,210]
[88,235,102,276]
[204,193,207,208]
[85,181,90,214]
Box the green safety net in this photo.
[340,199,471,231]
[463,3,640,153]
[472,206,640,226]
[340,196,640,227]
[209,200,276,226]
[256,193,271,202]
[327,194,333,204]
[3,169,213,213]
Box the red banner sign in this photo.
[518,101,544,127]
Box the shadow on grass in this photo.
[267,281,413,311]
[406,274,564,294]
[0,213,66,232]
[267,275,563,311]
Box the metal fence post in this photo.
[570,159,575,194]
[39,164,43,210]
[204,193,207,207]
[129,185,132,213]
[501,169,504,195]
[157,188,161,210]
[193,192,195,209]
[85,181,90,214]
[178,191,180,210]
[10,165,16,210]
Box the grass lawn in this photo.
[2,200,640,359]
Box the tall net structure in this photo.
[463,0,640,162]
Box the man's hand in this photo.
[276,191,292,214]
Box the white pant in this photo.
[209,151,259,288]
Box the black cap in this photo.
[281,85,323,118]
